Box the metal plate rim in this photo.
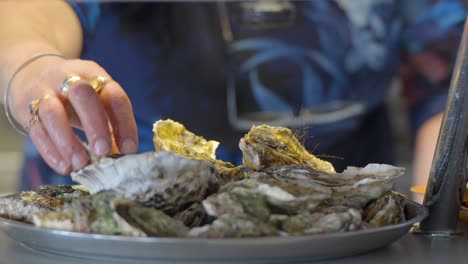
[0,200,428,262]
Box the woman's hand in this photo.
[7,55,138,174]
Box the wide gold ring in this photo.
[26,95,49,133]
[60,74,82,97]
[89,76,112,94]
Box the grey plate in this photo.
[0,200,427,263]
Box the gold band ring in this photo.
[89,76,112,94]
[60,74,82,97]
[26,95,49,132]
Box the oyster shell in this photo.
[71,151,220,215]
[239,125,335,173]
[0,194,48,223]
[251,164,404,208]
[173,202,214,228]
[363,191,406,227]
[153,119,245,184]
[32,191,145,236]
[188,215,279,238]
[32,191,189,237]
[210,179,328,216]
[276,206,363,235]
[0,185,87,223]
[114,199,188,237]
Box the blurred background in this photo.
[0,106,23,194]
[0,78,415,196]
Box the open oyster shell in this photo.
[250,164,404,208]
[153,119,245,184]
[239,125,335,173]
[71,151,220,215]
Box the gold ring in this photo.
[60,74,82,97]
[26,95,49,132]
[89,76,112,94]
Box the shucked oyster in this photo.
[239,125,335,173]
[251,164,404,208]
[153,119,245,184]
[71,151,220,215]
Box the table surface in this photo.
[1,222,468,264]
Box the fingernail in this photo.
[94,138,111,156]
[72,153,89,170]
[121,138,136,153]
[58,160,70,174]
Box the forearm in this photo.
[412,112,443,187]
[0,0,83,102]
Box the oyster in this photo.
[71,151,220,215]
[114,199,188,237]
[0,194,49,223]
[21,185,88,207]
[0,185,87,223]
[209,179,329,216]
[251,164,404,208]
[153,119,245,184]
[32,191,189,237]
[276,206,363,235]
[32,191,144,236]
[173,202,214,228]
[363,191,406,228]
[188,215,279,238]
[239,125,335,173]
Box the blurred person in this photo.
[0,1,460,192]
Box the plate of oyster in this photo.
[0,120,427,262]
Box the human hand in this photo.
[6,55,138,174]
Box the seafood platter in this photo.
[0,119,427,262]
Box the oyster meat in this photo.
[239,125,335,173]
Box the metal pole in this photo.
[416,18,468,235]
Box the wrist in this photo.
[4,52,66,136]
[0,42,63,92]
